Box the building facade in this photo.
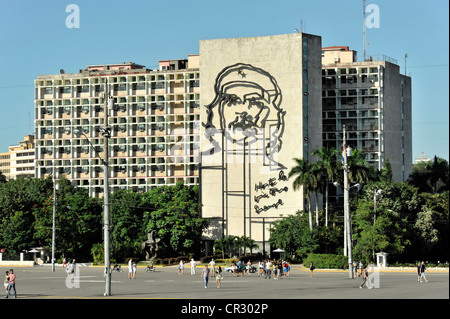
[199,33,323,254]
[322,46,412,182]
[0,135,35,180]
[34,56,200,197]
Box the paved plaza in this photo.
[0,265,447,300]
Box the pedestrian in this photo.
[128,258,133,279]
[310,261,316,278]
[178,260,184,275]
[132,262,137,279]
[273,261,278,279]
[420,261,428,283]
[72,259,77,274]
[247,260,252,275]
[359,265,372,289]
[190,258,196,275]
[210,258,216,277]
[265,260,271,279]
[215,266,223,288]
[358,260,363,278]
[4,271,9,295]
[201,265,210,288]
[63,257,67,268]
[5,269,16,298]
[417,261,422,282]
[258,260,264,277]
[66,260,72,276]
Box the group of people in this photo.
[128,258,137,279]
[257,259,291,279]
[177,258,223,288]
[63,258,77,276]
[3,269,16,298]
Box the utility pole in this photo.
[52,175,57,272]
[102,80,112,296]
[343,125,354,279]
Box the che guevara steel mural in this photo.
[201,62,290,238]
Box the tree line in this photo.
[0,175,207,262]
[271,148,449,264]
[0,150,448,264]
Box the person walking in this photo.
[210,259,216,277]
[420,261,428,283]
[3,271,9,295]
[128,258,133,279]
[359,265,372,289]
[215,266,223,288]
[132,261,137,279]
[417,261,422,282]
[5,269,16,298]
[178,260,184,275]
[201,265,210,288]
[265,260,271,279]
[310,262,316,278]
[258,260,264,277]
[190,258,196,275]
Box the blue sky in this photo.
[0,0,448,162]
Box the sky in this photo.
[0,0,448,162]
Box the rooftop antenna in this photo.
[404,53,408,76]
[294,18,304,33]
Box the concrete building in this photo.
[321,46,412,182]
[34,57,200,197]
[199,33,322,254]
[0,135,35,180]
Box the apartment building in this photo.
[34,56,200,197]
[321,46,412,182]
[0,135,35,180]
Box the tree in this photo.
[311,147,339,227]
[0,171,6,183]
[408,156,449,194]
[142,183,208,257]
[32,177,102,261]
[346,148,370,185]
[269,211,319,260]
[288,158,317,230]
[110,189,148,261]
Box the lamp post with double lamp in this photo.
[335,125,359,279]
[74,85,113,296]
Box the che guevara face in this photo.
[204,63,285,156]
[219,82,270,144]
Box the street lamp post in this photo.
[102,83,113,296]
[52,175,57,272]
[343,125,354,279]
[73,81,112,296]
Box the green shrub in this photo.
[303,253,348,269]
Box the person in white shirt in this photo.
[209,259,216,277]
[190,258,196,275]
[128,258,133,279]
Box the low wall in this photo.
[0,261,35,267]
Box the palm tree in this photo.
[311,161,323,227]
[240,236,259,255]
[311,147,339,227]
[288,158,317,231]
[347,148,370,185]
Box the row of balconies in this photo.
[37,101,200,120]
[37,81,199,100]
[35,72,199,87]
[38,164,199,180]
